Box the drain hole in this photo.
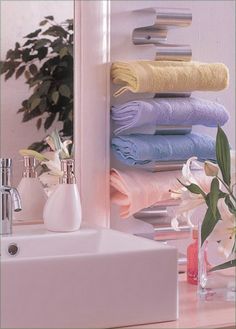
[8,243,19,256]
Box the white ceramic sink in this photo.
[1,224,178,328]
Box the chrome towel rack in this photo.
[132,7,192,61]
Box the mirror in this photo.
[0,0,74,185]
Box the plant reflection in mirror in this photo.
[170,126,236,271]
[20,130,73,196]
[0,16,73,152]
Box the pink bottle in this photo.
[187,228,199,285]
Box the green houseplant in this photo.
[0,16,73,152]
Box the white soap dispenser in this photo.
[14,155,47,223]
[43,159,82,232]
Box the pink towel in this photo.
[110,168,182,218]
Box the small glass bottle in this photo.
[187,227,199,285]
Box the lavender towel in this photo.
[112,133,216,166]
[111,97,229,135]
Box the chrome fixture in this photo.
[132,27,168,45]
[59,159,76,184]
[8,243,19,256]
[0,158,22,235]
[132,8,192,61]
[155,44,192,61]
[22,155,37,178]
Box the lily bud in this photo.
[204,161,219,176]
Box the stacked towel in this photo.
[111,61,229,96]
[111,97,229,135]
[110,168,182,218]
[112,133,216,166]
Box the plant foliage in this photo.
[0,16,73,152]
[182,126,236,271]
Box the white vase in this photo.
[43,159,82,232]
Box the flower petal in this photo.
[218,236,235,258]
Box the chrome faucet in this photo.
[0,158,22,235]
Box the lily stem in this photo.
[217,176,236,203]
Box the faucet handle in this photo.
[22,155,37,178]
[0,158,12,168]
[0,158,12,187]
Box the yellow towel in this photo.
[111,60,229,96]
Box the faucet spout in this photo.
[0,186,22,212]
[1,158,22,235]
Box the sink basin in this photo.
[1,224,178,328]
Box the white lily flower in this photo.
[41,151,62,176]
[209,198,236,259]
[170,157,213,229]
[204,161,219,177]
[45,136,56,152]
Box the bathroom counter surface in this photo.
[121,273,235,329]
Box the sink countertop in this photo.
[120,273,235,329]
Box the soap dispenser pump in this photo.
[14,155,47,223]
[43,159,82,232]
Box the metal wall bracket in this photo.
[132,26,168,45]
[155,43,192,61]
[132,8,192,60]
[133,7,192,29]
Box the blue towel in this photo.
[112,133,216,166]
[111,97,229,135]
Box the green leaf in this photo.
[36,118,42,130]
[59,84,71,98]
[201,207,220,246]
[66,19,73,25]
[216,126,231,186]
[218,190,227,199]
[44,113,56,130]
[59,47,68,58]
[30,97,41,111]
[15,42,20,49]
[177,179,206,197]
[38,81,51,95]
[15,65,26,79]
[34,39,51,50]
[38,47,48,60]
[45,15,54,20]
[52,91,59,104]
[0,61,8,74]
[207,177,220,218]
[40,20,48,26]
[225,195,236,215]
[39,97,47,112]
[24,29,42,39]
[23,39,37,47]
[29,64,38,75]
[209,259,236,272]
[22,49,31,62]
[5,68,15,80]
[42,26,67,38]
[17,107,25,113]
[6,49,14,60]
